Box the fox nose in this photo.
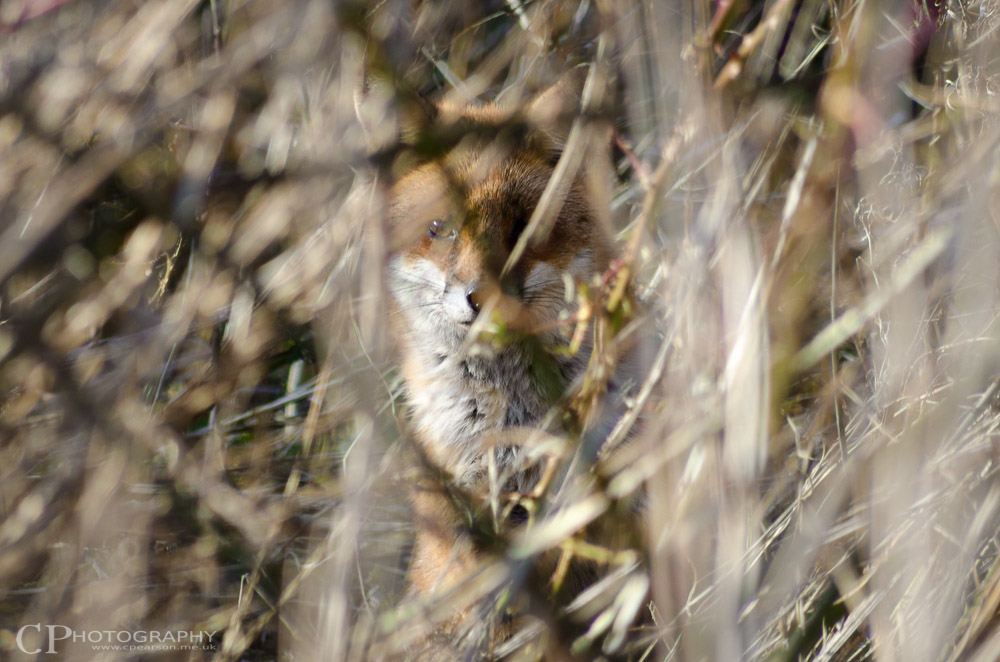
[465,285,482,314]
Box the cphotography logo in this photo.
[16,624,218,654]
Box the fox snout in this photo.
[442,272,520,327]
[441,281,481,324]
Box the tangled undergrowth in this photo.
[1,0,1000,661]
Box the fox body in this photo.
[384,80,642,659]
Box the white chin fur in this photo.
[390,255,476,326]
[389,255,465,350]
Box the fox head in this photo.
[386,73,615,354]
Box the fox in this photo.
[381,71,647,660]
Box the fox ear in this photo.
[524,66,589,152]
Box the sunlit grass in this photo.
[1,1,999,661]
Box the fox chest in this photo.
[401,348,548,457]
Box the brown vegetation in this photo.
[1,1,999,661]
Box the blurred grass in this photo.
[0,0,999,661]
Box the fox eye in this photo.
[428,219,446,239]
[508,216,528,249]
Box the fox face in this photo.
[389,142,609,339]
